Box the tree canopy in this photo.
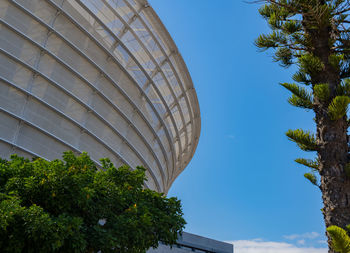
[0,152,185,253]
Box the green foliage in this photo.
[314,83,330,102]
[280,83,313,108]
[282,20,302,35]
[328,96,350,120]
[295,158,319,170]
[292,71,311,85]
[298,54,324,76]
[304,172,318,186]
[255,32,285,50]
[337,79,350,96]
[288,95,313,109]
[329,54,345,72]
[0,152,186,253]
[280,82,312,100]
[286,129,317,151]
[327,225,350,253]
[274,47,293,67]
[255,0,350,80]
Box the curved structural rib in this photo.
[0,0,201,193]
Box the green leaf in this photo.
[328,96,350,120]
[286,129,317,151]
[327,225,350,253]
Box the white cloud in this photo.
[297,239,305,245]
[228,239,327,253]
[284,232,320,240]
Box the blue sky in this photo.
[149,0,327,252]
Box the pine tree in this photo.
[255,1,350,251]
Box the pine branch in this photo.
[286,129,318,151]
[255,32,305,51]
[282,20,302,34]
[314,83,330,102]
[334,8,350,15]
[255,33,279,50]
[280,83,313,108]
[295,158,319,170]
[329,54,345,71]
[332,2,350,16]
[259,0,304,14]
[304,172,319,187]
[338,28,350,33]
[337,79,350,96]
[327,225,350,253]
[288,95,313,109]
[341,70,350,79]
[299,54,324,76]
[328,96,350,120]
[292,71,311,85]
[341,68,350,78]
[280,82,312,99]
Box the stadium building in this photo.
[0,0,232,252]
[0,0,201,194]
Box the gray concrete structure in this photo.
[147,232,233,253]
[0,0,200,194]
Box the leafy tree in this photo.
[255,0,350,251]
[0,152,185,253]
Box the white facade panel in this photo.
[0,0,200,193]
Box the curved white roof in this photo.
[0,0,200,193]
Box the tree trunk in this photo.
[309,17,350,252]
[316,110,350,253]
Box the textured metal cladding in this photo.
[0,0,200,193]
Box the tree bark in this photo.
[316,113,350,253]
[309,17,350,252]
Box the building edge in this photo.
[139,0,201,191]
